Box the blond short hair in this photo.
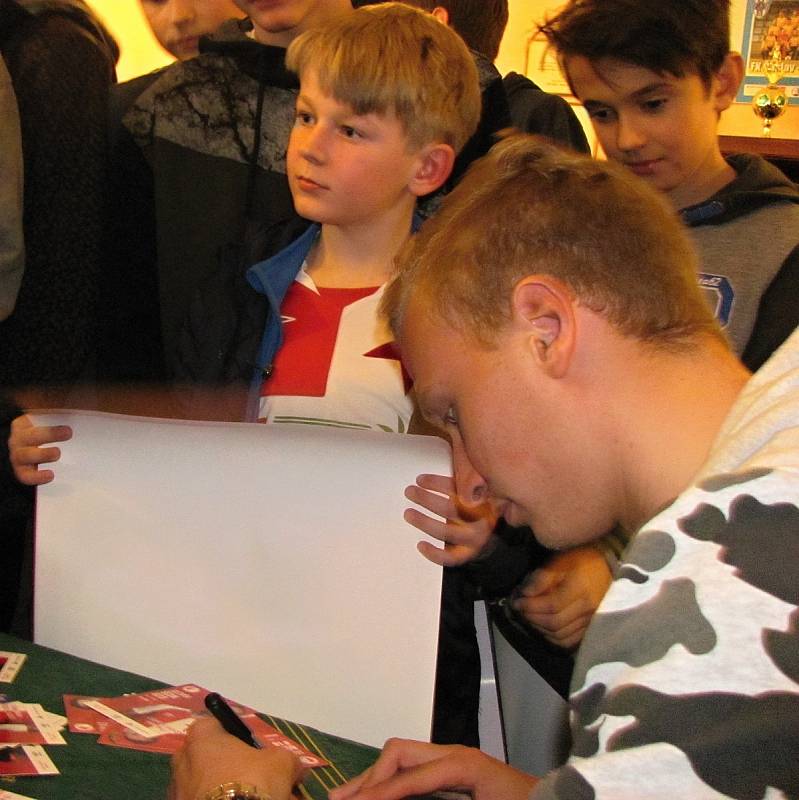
[383,134,723,349]
[285,2,481,154]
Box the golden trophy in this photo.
[752,46,787,137]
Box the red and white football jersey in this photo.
[258,268,412,432]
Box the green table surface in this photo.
[0,633,380,800]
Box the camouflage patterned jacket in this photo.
[103,19,301,384]
[533,328,799,799]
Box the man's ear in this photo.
[511,277,576,379]
[408,143,455,197]
[712,52,744,112]
[430,7,450,26]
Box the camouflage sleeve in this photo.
[532,467,799,799]
[530,765,595,800]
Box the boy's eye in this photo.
[340,125,363,140]
[641,98,667,113]
[586,106,615,123]
[294,110,313,126]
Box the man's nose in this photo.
[452,434,488,505]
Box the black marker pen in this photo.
[204,692,262,749]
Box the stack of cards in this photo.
[0,653,26,685]
[0,743,59,779]
[0,790,46,800]
[0,652,61,782]
[0,702,66,747]
[64,685,328,765]
[0,703,63,779]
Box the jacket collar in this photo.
[199,17,298,89]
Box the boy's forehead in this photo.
[567,55,687,98]
[298,68,353,109]
[298,67,405,125]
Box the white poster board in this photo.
[32,411,450,748]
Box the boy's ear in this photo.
[408,143,456,198]
[712,52,744,112]
[510,276,576,379]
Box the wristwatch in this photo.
[204,781,266,800]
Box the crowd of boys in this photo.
[2,0,798,798]
[167,4,797,799]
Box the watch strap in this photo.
[204,781,266,800]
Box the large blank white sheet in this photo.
[32,411,450,747]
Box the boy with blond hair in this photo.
[11,0,489,747]
[174,1,481,428]
[195,5,498,752]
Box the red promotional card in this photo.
[63,694,111,735]
[85,684,223,737]
[66,686,213,737]
[255,721,330,768]
[0,745,59,776]
[66,687,327,765]
[96,726,183,754]
[0,653,26,684]
[96,714,327,764]
[0,704,66,746]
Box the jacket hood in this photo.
[503,70,544,96]
[681,152,799,225]
[199,17,297,89]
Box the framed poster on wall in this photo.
[524,32,572,97]
[737,0,799,105]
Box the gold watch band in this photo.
[203,781,266,800]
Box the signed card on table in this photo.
[0,653,25,684]
[32,411,450,748]
[0,745,59,777]
[65,686,328,761]
[0,703,65,746]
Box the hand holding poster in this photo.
[32,411,450,748]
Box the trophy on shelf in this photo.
[752,45,787,137]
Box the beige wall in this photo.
[497,0,799,141]
[85,0,174,82]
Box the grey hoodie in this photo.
[681,152,799,370]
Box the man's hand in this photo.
[404,474,498,566]
[8,414,72,485]
[512,544,613,649]
[168,718,305,800]
[329,738,537,800]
